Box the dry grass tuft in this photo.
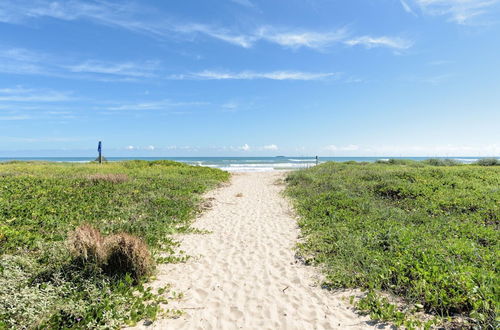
[67,225,153,280]
[86,173,129,184]
[67,224,106,263]
[235,193,243,197]
[103,233,154,280]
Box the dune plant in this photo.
[422,158,460,166]
[0,160,229,328]
[286,162,499,328]
[476,157,499,166]
[103,232,154,280]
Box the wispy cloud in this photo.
[173,23,256,48]
[262,144,279,151]
[0,47,54,76]
[255,27,348,50]
[0,115,33,121]
[0,46,160,81]
[412,0,500,24]
[345,36,413,49]
[421,73,454,85]
[239,144,250,151]
[231,0,256,8]
[0,136,89,142]
[169,70,337,81]
[0,1,411,52]
[0,86,73,102]
[364,144,500,156]
[400,0,418,16]
[104,100,208,111]
[325,144,360,151]
[66,61,159,78]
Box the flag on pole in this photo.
[98,141,102,153]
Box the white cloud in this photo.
[105,100,207,111]
[0,86,73,102]
[0,47,54,76]
[174,23,256,48]
[0,1,411,52]
[263,144,279,151]
[412,0,500,24]
[66,61,158,78]
[231,0,255,8]
[169,70,337,81]
[240,144,250,151]
[0,136,89,142]
[0,115,32,120]
[364,144,500,156]
[343,144,360,151]
[145,145,155,151]
[0,46,160,81]
[345,36,413,49]
[126,145,135,150]
[325,144,360,151]
[256,27,348,50]
[400,0,418,15]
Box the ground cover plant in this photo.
[286,161,499,328]
[0,160,229,329]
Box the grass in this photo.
[0,160,229,329]
[285,161,499,328]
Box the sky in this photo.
[0,0,499,157]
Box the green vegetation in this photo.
[286,161,499,328]
[0,160,229,329]
[422,158,460,166]
[476,158,500,166]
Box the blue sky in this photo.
[1,0,499,157]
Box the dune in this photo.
[130,172,373,329]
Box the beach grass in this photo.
[285,161,499,328]
[0,160,229,328]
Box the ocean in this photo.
[0,156,488,172]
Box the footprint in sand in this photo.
[128,172,373,330]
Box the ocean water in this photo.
[0,156,489,172]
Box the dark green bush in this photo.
[476,158,499,166]
[423,158,460,166]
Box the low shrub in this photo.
[476,157,499,166]
[375,159,418,165]
[423,158,460,166]
[286,163,500,327]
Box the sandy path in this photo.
[133,172,372,330]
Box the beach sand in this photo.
[131,172,373,330]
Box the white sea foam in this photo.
[289,159,316,162]
[207,162,316,172]
[229,163,311,168]
[454,158,479,162]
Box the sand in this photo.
[131,172,373,330]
